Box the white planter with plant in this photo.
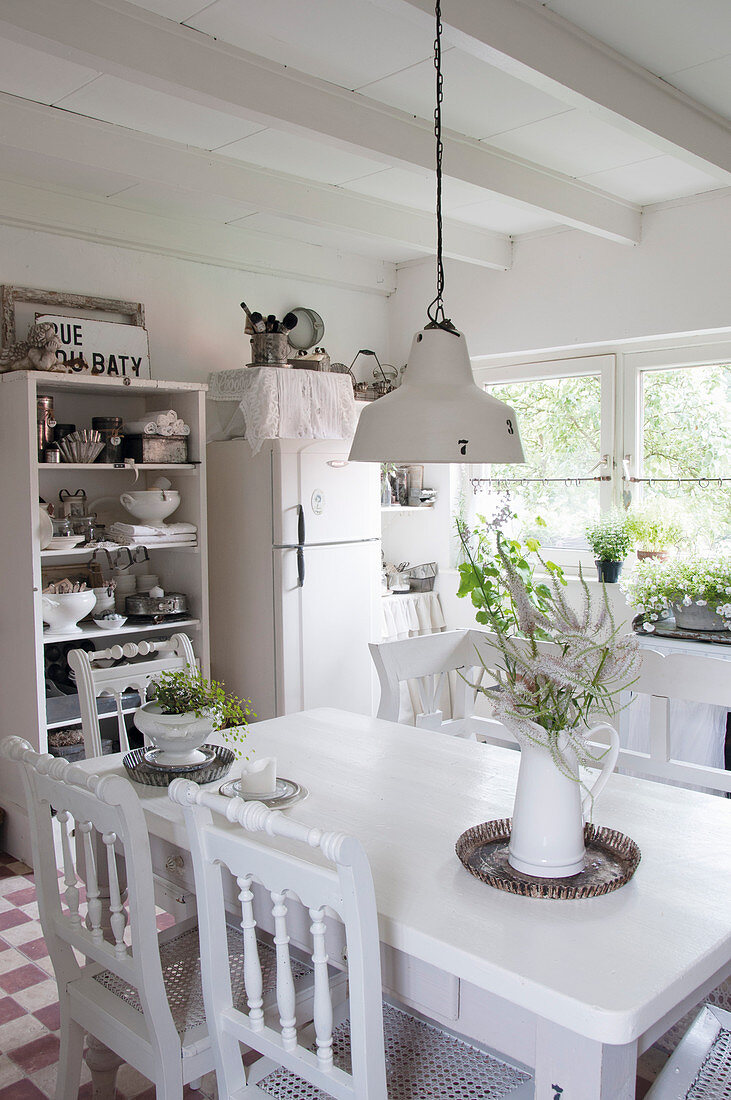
[622,554,731,632]
[585,513,632,583]
[135,669,252,766]
[459,529,638,878]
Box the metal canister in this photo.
[37,396,55,460]
[92,416,124,463]
[249,332,290,367]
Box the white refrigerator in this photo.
[207,438,381,721]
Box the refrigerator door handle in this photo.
[297,545,305,588]
[297,504,306,547]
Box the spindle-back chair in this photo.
[171,779,533,1100]
[68,632,197,758]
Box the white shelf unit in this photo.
[0,371,210,860]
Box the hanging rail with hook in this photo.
[623,475,731,487]
[470,475,610,494]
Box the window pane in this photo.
[640,364,731,548]
[483,375,602,548]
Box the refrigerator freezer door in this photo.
[273,440,379,546]
[273,540,380,716]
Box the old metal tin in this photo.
[37,395,55,460]
[125,592,188,617]
[122,435,188,464]
[92,416,124,463]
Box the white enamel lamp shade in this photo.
[349,325,525,464]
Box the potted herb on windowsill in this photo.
[134,668,253,767]
[626,508,683,562]
[585,514,632,583]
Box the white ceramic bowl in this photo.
[134,701,214,765]
[93,615,128,631]
[119,490,180,525]
[42,590,97,634]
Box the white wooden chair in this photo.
[170,777,533,1100]
[68,632,197,759]
[646,1003,731,1098]
[0,737,316,1100]
[615,646,731,795]
[369,628,516,747]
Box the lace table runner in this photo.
[208,367,357,454]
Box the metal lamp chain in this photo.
[426,0,456,333]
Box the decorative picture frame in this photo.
[1,285,145,346]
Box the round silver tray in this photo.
[219,776,308,810]
[456,818,641,900]
[123,744,234,787]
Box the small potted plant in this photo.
[585,513,632,583]
[621,554,731,632]
[626,508,683,562]
[134,668,253,766]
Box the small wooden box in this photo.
[123,435,188,464]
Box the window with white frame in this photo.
[624,350,731,551]
[456,356,614,565]
[454,344,730,569]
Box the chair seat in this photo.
[93,923,312,1036]
[255,1001,531,1099]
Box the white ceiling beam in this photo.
[0,95,511,270]
[0,176,398,295]
[0,0,640,245]
[390,0,731,180]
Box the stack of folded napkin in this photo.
[124,409,190,437]
[109,521,197,547]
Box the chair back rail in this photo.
[0,737,179,1056]
[67,632,197,758]
[169,779,388,1100]
[371,628,731,793]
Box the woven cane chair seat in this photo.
[94,924,311,1035]
[683,1027,731,1100]
[256,1001,531,1100]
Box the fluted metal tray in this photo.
[122,744,234,786]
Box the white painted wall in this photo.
[388,190,731,364]
[0,225,390,385]
[386,190,731,628]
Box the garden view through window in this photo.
[458,358,730,558]
[638,363,730,550]
[480,373,603,549]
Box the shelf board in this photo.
[380,506,434,513]
[43,617,200,644]
[42,544,199,559]
[38,463,198,472]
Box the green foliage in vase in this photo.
[149,669,254,756]
[456,513,566,639]
[465,540,639,781]
[585,513,632,561]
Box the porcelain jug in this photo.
[508,724,620,878]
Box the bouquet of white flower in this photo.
[459,528,639,779]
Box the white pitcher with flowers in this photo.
[459,526,639,878]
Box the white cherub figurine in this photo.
[0,321,64,373]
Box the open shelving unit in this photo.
[0,370,210,859]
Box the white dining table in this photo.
[78,707,731,1099]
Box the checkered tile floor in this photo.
[0,849,659,1099]
[0,851,218,1099]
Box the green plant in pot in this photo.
[585,513,632,583]
[134,668,253,766]
[621,553,731,632]
[625,507,683,562]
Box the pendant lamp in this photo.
[349,0,525,466]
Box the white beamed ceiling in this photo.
[0,0,727,287]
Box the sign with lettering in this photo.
[36,315,151,379]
